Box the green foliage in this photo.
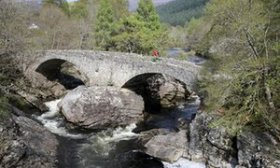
[69,0,88,18]
[186,17,211,55]
[194,0,280,133]
[187,18,204,35]
[111,0,168,54]
[157,0,209,26]
[95,0,115,50]
[111,0,129,20]
[134,0,168,53]
[43,0,70,15]
[136,0,161,30]
[166,25,187,48]
[112,15,145,53]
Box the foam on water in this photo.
[163,158,205,168]
[36,99,84,139]
[102,123,138,142]
[80,124,138,157]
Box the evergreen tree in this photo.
[95,0,115,50]
[112,15,146,53]
[136,0,161,30]
[111,0,168,54]
[111,0,129,20]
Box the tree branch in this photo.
[244,29,259,59]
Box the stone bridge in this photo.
[25,50,200,91]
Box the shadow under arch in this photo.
[36,58,88,89]
[122,73,190,113]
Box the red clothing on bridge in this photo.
[152,49,159,57]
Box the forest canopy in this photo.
[157,0,209,26]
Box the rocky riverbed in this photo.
[35,83,202,168]
[1,72,280,168]
[1,95,280,167]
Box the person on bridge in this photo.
[152,49,159,57]
[152,49,160,62]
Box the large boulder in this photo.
[0,115,58,168]
[146,74,190,108]
[185,111,280,168]
[143,130,187,163]
[186,111,237,167]
[237,131,280,168]
[58,86,144,130]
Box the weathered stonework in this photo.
[24,50,200,92]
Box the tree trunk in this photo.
[265,83,275,110]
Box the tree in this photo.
[95,0,115,50]
[37,4,81,49]
[0,1,28,56]
[70,0,88,19]
[69,0,95,49]
[111,0,168,54]
[262,0,280,55]
[186,17,211,54]
[135,0,168,54]
[136,0,161,31]
[43,0,70,15]
[0,0,31,75]
[194,0,280,133]
[157,0,208,26]
[111,0,129,20]
[112,15,147,53]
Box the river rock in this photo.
[111,151,164,168]
[0,115,58,168]
[186,111,237,167]
[185,111,280,168]
[138,128,172,144]
[237,131,280,168]
[146,74,190,108]
[144,130,187,163]
[58,86,144,130]
[50,82,66,97]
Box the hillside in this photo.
[157,0,209,26]
[128,0,175,11]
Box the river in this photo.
[33,53,207,168]
[167,48,206,65]
[34,96,205,168]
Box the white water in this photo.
[37,97,205,168]
[36,99,84,139]
[101,123,138,142]
[163,158,205,168]
[81,124,138,157]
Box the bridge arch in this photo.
[25,50,200,91]
[122,73,190,113]
[35,58,89,89]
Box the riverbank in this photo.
[0,55,279,168]
[2,96,279,168]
